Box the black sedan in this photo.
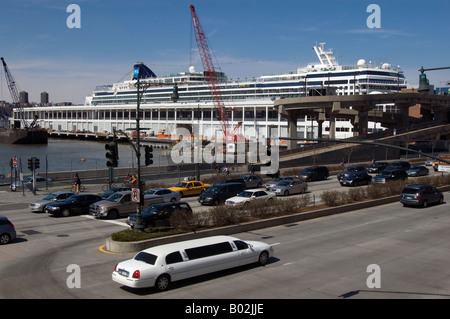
[367,162,389,174]
[45,194,103,217]
[339,172,372,187]
[126,202,192,229]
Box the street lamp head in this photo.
[418,71,430,95]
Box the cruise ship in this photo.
[14,43,407,144]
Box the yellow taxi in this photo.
[168,181,210,197]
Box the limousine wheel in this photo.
[258,251,269,266]
[155,274,170,291]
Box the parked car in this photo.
[213,178,246,187]
[99,187,131,199]
[400,184,444,208]
[0,216,16,245]
[297,166,329,181]
[373,169,408,184]
[168,181,210,197]
[433,162,439,172]
[367,162,389,174]
[424,159,438,166]
[225,189,275,206]
[263,177,294,190]
[337,166,367,181]
[89,191,164,219]
[406,165,429,177]
[271,179,308,196]
[45,194,103,217]
[11,176,52,191]
[239,175,264,188]
[144,188,182,203]
[29,191,74,213]
[198,183,246,206]
[339,172,372,187]
[385,161,411,171]
[126,202,193,229]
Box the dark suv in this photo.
[297,166,329,181]
[400,184,444,208]
[386,161,411,171]
[337,166,367,181]
[198,182,246,205]
[126,202,192,228]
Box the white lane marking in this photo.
[81,215,129,227]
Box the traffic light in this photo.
[144,145,153,166]
[34,158,40,170]
[105,141,119,167]
[28,158,33,171]
[418,72,430,94]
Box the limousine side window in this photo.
[134,252,158,265]
[166,251,184,264]
[185,242,233,260]
[233,240,249,250]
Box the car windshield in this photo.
[43,193,58,200]
[378,171,392,177]
[238,191,253,198]
[101,189,114,197]
[346,173,360,178]
[145,189,159,195]
[107,193,123,202]
[65,196,79,203]
[278,181,290,186]
[144,204,161,214]
[301,168,313,173]
[269,178,282,183]
[134,252,158,265]
[174,182,188,188]
[206,186,222,193]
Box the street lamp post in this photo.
[133,77,145,232]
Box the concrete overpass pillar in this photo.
[358,109,369,136]
[398,103,411,131]
[287,114,297,150]
[317,111,325,138]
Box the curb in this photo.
[105,194,399,253]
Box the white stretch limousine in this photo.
[112,235,274,291]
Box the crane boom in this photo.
[190,5,241,141]
[1,57,30,128]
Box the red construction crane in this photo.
[190,4,241,143]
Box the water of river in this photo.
[0,138,171,175]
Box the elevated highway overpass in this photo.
[274,92,450,150]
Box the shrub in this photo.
[321,190,342,206]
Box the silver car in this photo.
[144,188,181,202]
[29,191,74,213]
[11,176,52,191]
[240,175,264,188]
[0,216,16,245]
[271,179,308,196]
[262,177,294,190]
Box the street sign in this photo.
[131,188,140,203]
[11,157,17,168]
[438,154,450,172]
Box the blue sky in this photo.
[1,0,449,103]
